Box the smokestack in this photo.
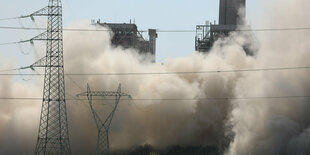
[148,29,157,63]
[219,0,246,25]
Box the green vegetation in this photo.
[111,144,219,155]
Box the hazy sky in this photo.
[0,0,262,64]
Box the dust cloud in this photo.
[0,0,309,154]
[227,0,310,154]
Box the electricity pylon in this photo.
[21,0,71,154]
[77,84,131,155]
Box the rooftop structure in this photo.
[195,0,252,54]
[96,20,157,62]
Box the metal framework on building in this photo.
[96,21,157,62]
[195,0,249,53]
[195,23,240,52]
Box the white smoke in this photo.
[0,0,309,154]
[59,21,257,154]
[0,58,41,154]
[227,0,310,154]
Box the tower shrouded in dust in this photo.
[219,0,246,25]
[30,0,71,154]
[195,0,250,53]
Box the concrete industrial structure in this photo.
[96,20,157,62]
[195,0,248,52]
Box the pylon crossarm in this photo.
[78,91,130,97]
[11,31,49,49]
[20,55,64,71]
[21,6,62,19]
[20,6,49,19]
[30,31,48,41]
[77,92,130,130]
[18,56,46,71]
[31,31,62,41]
[29,31,63,42]
[30,57,47,68]
[30,6,49,16]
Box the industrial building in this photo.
[195,0,251,53]
[95,20,157,62]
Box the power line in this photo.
[66,75,84,91]
[0,95,309,101]
[0,68,23,73]
[0,66,309,76]
[0,17,21,21]
[1,26,310,46]
[157,27,310,32]
[0,41,24,46]
[0,26,117,32]
[1,26,310,33]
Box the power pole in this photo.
[23,0,71,154]
[77,84,131,155]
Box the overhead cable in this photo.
[1,26,310,32]
[0,17,21,21]
[0,95,309,101]
[0,66,309,76]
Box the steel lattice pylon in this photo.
[29,0,71,154]
[77,84,131,155]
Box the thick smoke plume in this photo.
[63,22,248,154]
[0,58,41,154]
[0,0,309,154]
[228,0,310,154]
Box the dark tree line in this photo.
[111,144,219,155]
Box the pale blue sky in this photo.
[0,0,261,64]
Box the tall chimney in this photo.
[219,0,246,25]
[148,29,158,63]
